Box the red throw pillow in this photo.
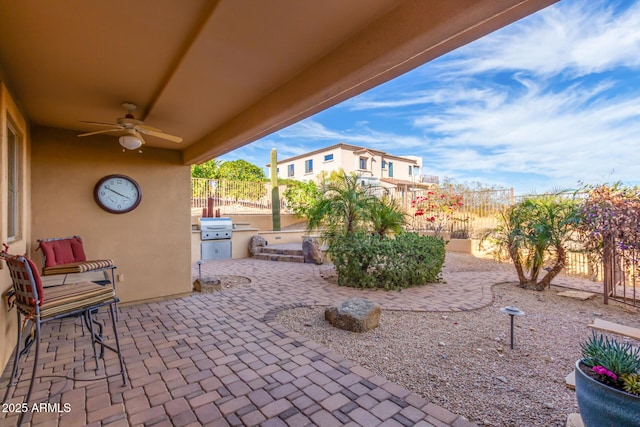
[41,238,84,267]
[69,236,87,262]
[50,240,74,265]
[40,242,57,268]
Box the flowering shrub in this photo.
[411,191,464,235]
[578,183,640,263]
[578,184,640,243]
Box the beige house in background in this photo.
[0,0,556,372]
[275,142,437,195]
[277,143,420,181]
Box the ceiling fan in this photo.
[78,102,183,151]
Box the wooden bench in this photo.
[565,371,576,390]
[587,318,640,341]
[37,236,118,315]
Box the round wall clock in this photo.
[94,174,142,214]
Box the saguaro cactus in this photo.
[271,148,281,231]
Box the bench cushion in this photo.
[42,259,114,276]
[20,282,116,319]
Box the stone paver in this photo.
[1,257,601,426]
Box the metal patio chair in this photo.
[0,246,127,426]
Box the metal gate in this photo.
[603,235,639,307]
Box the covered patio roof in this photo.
[0,0,556,164]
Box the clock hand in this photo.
[105,185,131,200]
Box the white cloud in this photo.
[278,119,426,152]
[413,81,640,188]
[437,1,640,78]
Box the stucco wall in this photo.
[0,82,31,374]
[30,127,192,304]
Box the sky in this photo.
[220,0,640,196]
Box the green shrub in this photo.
[581,331,640,377]
[328,232,445,290]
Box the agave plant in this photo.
[580,331,640,394]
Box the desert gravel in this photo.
[276,252,640,427]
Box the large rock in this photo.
[302,237,323,265]
[325,298,381,332]
[249,235,267,255]
[193,276,221,292]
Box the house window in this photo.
[287,164,294,177]
[324,154,333,162]
[6,123,19,240]
[359,157,367,170]
[388,162,393,177]
[382,160,387,170]
[305,159,313,173]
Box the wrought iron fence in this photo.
[602,236,638,307]
[400,188,515,238]
[191,179,637,304]
[191,178,290,215]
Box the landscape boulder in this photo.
[325,297,381,332]
[193,275,221,292]
[248,235,268,255]
[302,237,324,265]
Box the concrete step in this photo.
[257,247,304,256]
[253,253,305,263]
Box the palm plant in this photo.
[306,171,374,243]
[369,195,408,238]
[483,193,581,290]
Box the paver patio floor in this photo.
[0,257,597,426]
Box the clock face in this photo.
[94,174,142,214]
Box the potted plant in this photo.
[575,331,640,427]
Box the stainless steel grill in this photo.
[200,217,233,240]
[200,217,233,260]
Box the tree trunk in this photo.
[535,245,566,291]
[508,245,529,287]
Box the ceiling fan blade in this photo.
[136,124,162,132]
[132,129,147,146]
[136,128,183,143]
[78,128,122,137]
[80,121,124,129]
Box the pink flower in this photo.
[592,366,617,381]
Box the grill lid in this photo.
[200,217,233,240]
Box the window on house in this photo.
[408,165,412,176]
[305,159,313,173]
[382,160,387,170]
[324,154,333,162]
[6,123,19,240]
[287,164,294,177]
[359,157,367,170]
[388,162,394,177]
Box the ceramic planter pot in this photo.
[575,359,640,427]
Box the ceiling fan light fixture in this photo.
[119,134,143,150]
